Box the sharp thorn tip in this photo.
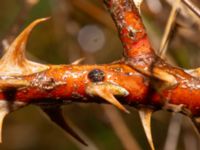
[139,108,155,150]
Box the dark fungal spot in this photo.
[128,30,135,38]
[88,69,105,82]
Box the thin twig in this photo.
[182,0,200,18]
[71,0,115,30]
[158,0,181,58]
[163,113,183,150]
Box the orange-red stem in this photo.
[103,0,156,70]
[1,64,200,116]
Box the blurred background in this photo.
[0,0,200,149]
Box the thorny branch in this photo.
[0,0,200,149]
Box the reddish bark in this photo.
[1,62,200,116]
[0,0,200,146]
[0,0,199,117]
[1,64,148,104]
[102,0,200,117]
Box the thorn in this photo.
[139,108,155,150]
[0,111,7,143]
[95,87,130,113]
[71,58,85,65]
[41,106,88,146]
[0,101,10,143]
[133,66,177,86]
[86,82,130,113]
[153,68,177,85]
[0,18,50,76]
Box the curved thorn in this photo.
[0,18,50,76]
[41,107,88,146]
[0,112,7,143]
[139,108,155,150]
[152,68,177,85]
[2,17,49,61]
[96,88,130,113]
[86,82,130,113]
[0,101,9,143]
